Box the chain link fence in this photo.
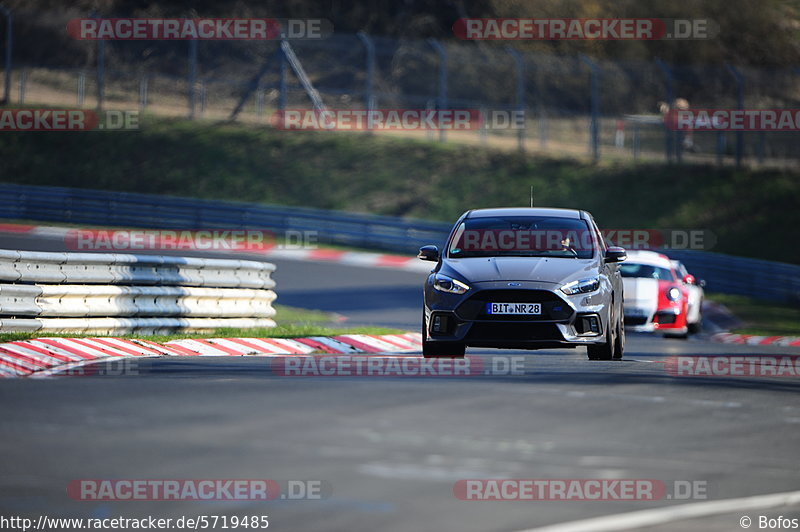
[3,7,800,167]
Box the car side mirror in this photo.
[418,245,440,262]
[682,274,696,285]
[698,279,706,288]
[605,246,627,263]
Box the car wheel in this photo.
[613,317,625,359]
[587,321,615,361]
[422,311,465,358]
[687,319,702,334]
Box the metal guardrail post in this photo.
[479,105,487,144]
[579,54,599,162]
[506,46,526,152]
[357,32,376,133]
[92,12,105,111]
[139,75,148,112]
[280,39,327,113]
[77,71,86,107]
[96,40,105,110]
[526,54,547,150]
[726,63,744,168]
[655,58,675,163]
[428,38,448,143]
[0,5,11,105]
[255,88,264,121]
[426,99,435,141]
[16,66,24,103]
[188,38,198,119]
[278,45,287,111]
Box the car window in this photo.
[590,218,607,252]
[620,263,676,281]
[449,222,466,255]
[448,216,595,259]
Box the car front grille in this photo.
[625,315,649,326]
[456,289,573,321]
[465,322,562,342]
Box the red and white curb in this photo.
[0,223,432,273]
[710,332,800,348]
[0,333,423,378]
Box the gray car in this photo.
[418,207,627,360]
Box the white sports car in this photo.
[671,259,705,333]
[620,250,689,338]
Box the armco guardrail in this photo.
[0,183,451,254]
[0,249,276,333]
[1,183,799,304]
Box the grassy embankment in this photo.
[2,115,799,337]
[1,115,798,264]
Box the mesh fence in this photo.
[4,8,800,167]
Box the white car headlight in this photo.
[433,273,470,294]
[560,277,600,295]
[667,286,682,301]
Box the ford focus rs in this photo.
[418,208,627,360]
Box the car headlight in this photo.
[560,277,600,295]
[667,286,682,301]
[433,273,470,294]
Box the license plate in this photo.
[486,302,541,315]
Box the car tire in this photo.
[422,311,466,358]
[664,326,689,340]
[613,317,625,359]
[687,320,702,334]
[664,330,689,340]
[587,320,615,361]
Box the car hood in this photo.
[441,256,599,285]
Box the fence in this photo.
[1,183,798,304]
[0,248,277,333]
[3,8,800,167]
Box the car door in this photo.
[587,214,622,327]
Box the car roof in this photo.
[625,250,673,267]
[465,207,585,219]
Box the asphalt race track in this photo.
[1,231,799,531]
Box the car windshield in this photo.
[620,263,675,281]
[448,216,596,259]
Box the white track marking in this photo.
[515,489,800,532]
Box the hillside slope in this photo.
[1,118,798,264]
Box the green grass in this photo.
[0,304,404,343]
[1,115,799,264]
[706,293,800,336]
[0,324,404,344]
[272,304,343,324]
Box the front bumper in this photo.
[425,280,611,349]
[625,305,687,333]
